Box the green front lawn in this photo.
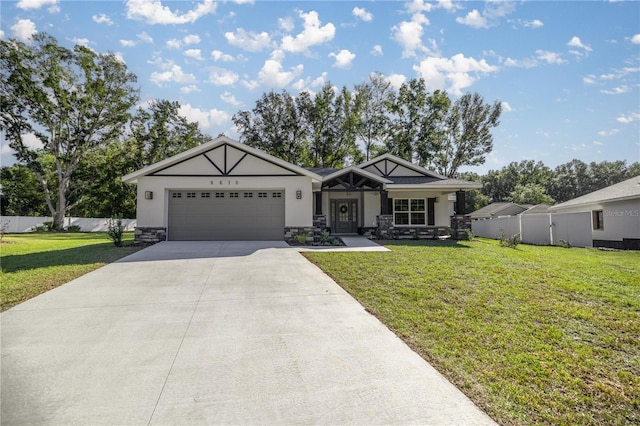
[304,239,640,425]
[1,232,143,311]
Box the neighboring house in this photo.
[469,202,530,220]
[122,136,481,242]
[548,176,640,249]
[520,204,552,215]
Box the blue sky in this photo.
[1,0,639,174]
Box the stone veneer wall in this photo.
[284,215,328,245]
[135,227,166,244]
[375,214,465,240]
[450,215,472,239]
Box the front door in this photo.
[331,199,358,234]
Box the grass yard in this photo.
[304,239,640,425]
[1,232,144,311]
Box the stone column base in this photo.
[135,227,166,244]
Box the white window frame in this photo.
[393,198,426,226]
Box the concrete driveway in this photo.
[1,241,494,425]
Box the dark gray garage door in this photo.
[168,190,285,241]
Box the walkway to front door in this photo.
[331,199,358,233]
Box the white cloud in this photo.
[258,50,304,87]
[501,102,513,112]
[391,12,433,58]
[92,14,114,26]
[281,10,335,53]
[120,32,153,47]
[178,104,230,129]
[522,19,543,28]
[631,34,640,44]
[583,75,596,84]
[601,85,631,95]
[592,140,604,146]
[504,57,538,68]
[414,53,498,95]
[138,32,153,44]
[184,49,203,60]
[183,34,201,45]
[225,28,271,52]
[329,49,355,69]
[616,112,640,123]
[72,37,90,47]
[371,45,383,56]
[353,7,373,22]
[387,73,407,90]
[11,19,37,42]
[17,0,58,12]
[567,36,592,52]
[180,85,200,94]
[567,36,592,58]
[220,91,242,106]
[456,10,488,29]
[209,67,239,86]
[406,0,434,13]
[125,0,217,25]
[597,129,619,137]
[212,50,235,62]
[535,50,567,64]
[279,16,295,32]
[150,65,196,86]
[241,79,260,91]
[456,1,515,29]
[166,34,199,49]
[0,30,5,40]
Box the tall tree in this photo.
[435,93,502,177]
[130,99,212,169]
[508,183,555,205]
[232,91,310,166]
[0,34,138,230]
[0,165,48,216]
[298,83,363,168]
[354,72,393,160]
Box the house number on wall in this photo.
[210,180,239,185]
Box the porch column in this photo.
[314,191,323,215]
[380,191,389,214]
[456,190,466,215]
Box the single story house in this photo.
[548,175,640,249]
[122,136,481,243]
[469,202,531,220]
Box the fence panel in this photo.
[521,215,552,245]
[0,216,136,233]
[551,212,592,248]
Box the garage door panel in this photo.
[168,190,285,241]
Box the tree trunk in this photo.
[53,180,67,231]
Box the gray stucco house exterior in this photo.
[122,136,481,243]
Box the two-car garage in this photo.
[167,189,285,241]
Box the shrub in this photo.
[295,234,307,245]
[499,230,520,249]
[66,225,82,232]
[464,229,474,241]
[43,221,54,231]
[107,217,125,247]
[559,239,572,249]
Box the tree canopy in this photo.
[1,33,138,229]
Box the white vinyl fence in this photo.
[472,212,592,248]
[0,216,137,233]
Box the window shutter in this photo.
[428,198,435,225]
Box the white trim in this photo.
[322,166,393,184]
[122,136,323,184]
[358,153,445,179]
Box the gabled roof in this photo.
[122,136,322,183]
[322,166,393,185]
[549,175,640,210]
[521,204,552,215]
[552,175,640,209]
[357,153,481,190]
[470,202,528,219]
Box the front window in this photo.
[394,198,426,225]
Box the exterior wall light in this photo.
[144,191,153,200]
[296,190,302,199]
